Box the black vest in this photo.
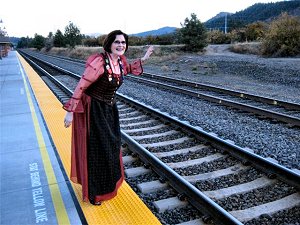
[85,73,123,105]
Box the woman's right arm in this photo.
[63,54,105,112]
[63,54,105,127]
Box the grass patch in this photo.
[42,45,184,62]
[229,42,262,55]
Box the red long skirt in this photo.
[70,95,124,203]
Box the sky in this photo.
[1,0,284,38]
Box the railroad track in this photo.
[19,49,300,128]
[127,73,300,127]
[18,50,300,225]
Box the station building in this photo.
[0,36,11,58]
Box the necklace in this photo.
[111,60,119,73]
[104,53,124,84]
[108,53,118,65]
[108,53,120,75]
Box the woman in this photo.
[63,30,154,205]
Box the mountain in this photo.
[131,26,178,37]
[85,32,102,38]
[130,1,300,37]
[204,0,300,32]
[205,12,233,23]
[83,27,178,38]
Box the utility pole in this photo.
[224,13,227,34]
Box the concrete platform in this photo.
[0,51,82,225]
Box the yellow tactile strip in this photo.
[18,57,70,225]
[18,53,161,225]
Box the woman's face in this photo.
[111,35,126,56]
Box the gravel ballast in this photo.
[119,52,300,170]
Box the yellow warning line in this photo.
[18,52,161,225]
[18,56,70,225]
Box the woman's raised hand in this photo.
[141,45,154,62]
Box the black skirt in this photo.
[87,98,122,199]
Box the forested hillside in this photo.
[204,0,300,32]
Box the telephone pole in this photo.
[224,13,227,34]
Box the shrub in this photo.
[229,29,247,43]
[245,22,267,41]
[262,13,300,57]
[207,30,231,44]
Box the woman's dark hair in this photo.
[103,30,128,53]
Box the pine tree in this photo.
[178,13,207,52]
[64,21,82,48]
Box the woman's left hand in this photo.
[141,46,154,62]
[64,111,73,128]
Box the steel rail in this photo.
[127,75,300,127]
[122,131,243,225]
[142,72,300,111]
[117,93,300,190]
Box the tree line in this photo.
[17,13,300,57]
[205,0,300,32]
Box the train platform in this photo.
[0,51,161,225]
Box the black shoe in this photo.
[89,198,102,206]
